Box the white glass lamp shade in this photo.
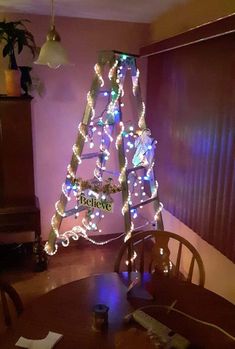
[34,26,70,69]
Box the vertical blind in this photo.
[146,34,235,262]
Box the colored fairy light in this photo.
[133,211,138,219]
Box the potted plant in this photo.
[0,19,36,96]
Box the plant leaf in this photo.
[2,42,11,57]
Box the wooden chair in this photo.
[0,281,23,327]
[114,230,205,287]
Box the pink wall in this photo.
[0,13,149,240]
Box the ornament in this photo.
[132,129,156,169]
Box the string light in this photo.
[55,200,66,217]
[44,241,58,256]
[146,161,155,177]
[66,164,75,179]
[108,59,118,80]
[116,121,124,149]
[94,63,104,87]
[78,123,88,142]
[51,215,59,237]
[132,68,140,96]
[87,91,95,120]
[154,202,164,221]
[72,144,82,163]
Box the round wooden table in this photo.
[0,272,235,349]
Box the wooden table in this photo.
[0,272,235,348]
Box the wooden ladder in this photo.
[46,51,164,254]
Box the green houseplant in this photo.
[0,19,36,96]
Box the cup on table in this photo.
[92,304,109,332]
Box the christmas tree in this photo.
[45,51,163,255]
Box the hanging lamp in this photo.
[34,0,70,69]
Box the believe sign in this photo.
[79,194,113,213]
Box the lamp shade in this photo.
[35,40,69,69]
[34,25,70,69]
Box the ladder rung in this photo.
[131,196,157,210]
[126,165,145,174]
[65,206,87,217]
[81,152,101,160]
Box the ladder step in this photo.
[81,152,101,160]
[131,196,157,210]
[65,206,87,217]
[102,169,120,176]
[127,165,145,174]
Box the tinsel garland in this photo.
[73,177,121,194]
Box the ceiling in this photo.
[0,0,186,23]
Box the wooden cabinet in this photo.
[0,96,46,271]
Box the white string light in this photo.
[108,59,118,80]
[132,68,140,96]
[78,122,88,142]
[72,144,82,164]
[44,241,58,255]
[55,200,66,217]
[51,215,59,237]
[94,63,104,87]
[66,164,76,179]
[116,121,124,149]
[154,202,164,221]
[87,91,95,120]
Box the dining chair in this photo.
[114,230,205,287]
[0,280,24,327]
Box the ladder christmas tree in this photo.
[45,51,164,255]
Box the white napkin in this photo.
[15,331,63,349]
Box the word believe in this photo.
[79,194,113,213]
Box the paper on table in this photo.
[15,331,63,349]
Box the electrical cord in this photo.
[135,302,235,342]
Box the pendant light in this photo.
[34,0,70,69]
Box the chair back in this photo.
[114,230,205,287]
[0,281,23,327]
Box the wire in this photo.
[51,0,55,26]
[136,303,235,342]
[79,232,125,245]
